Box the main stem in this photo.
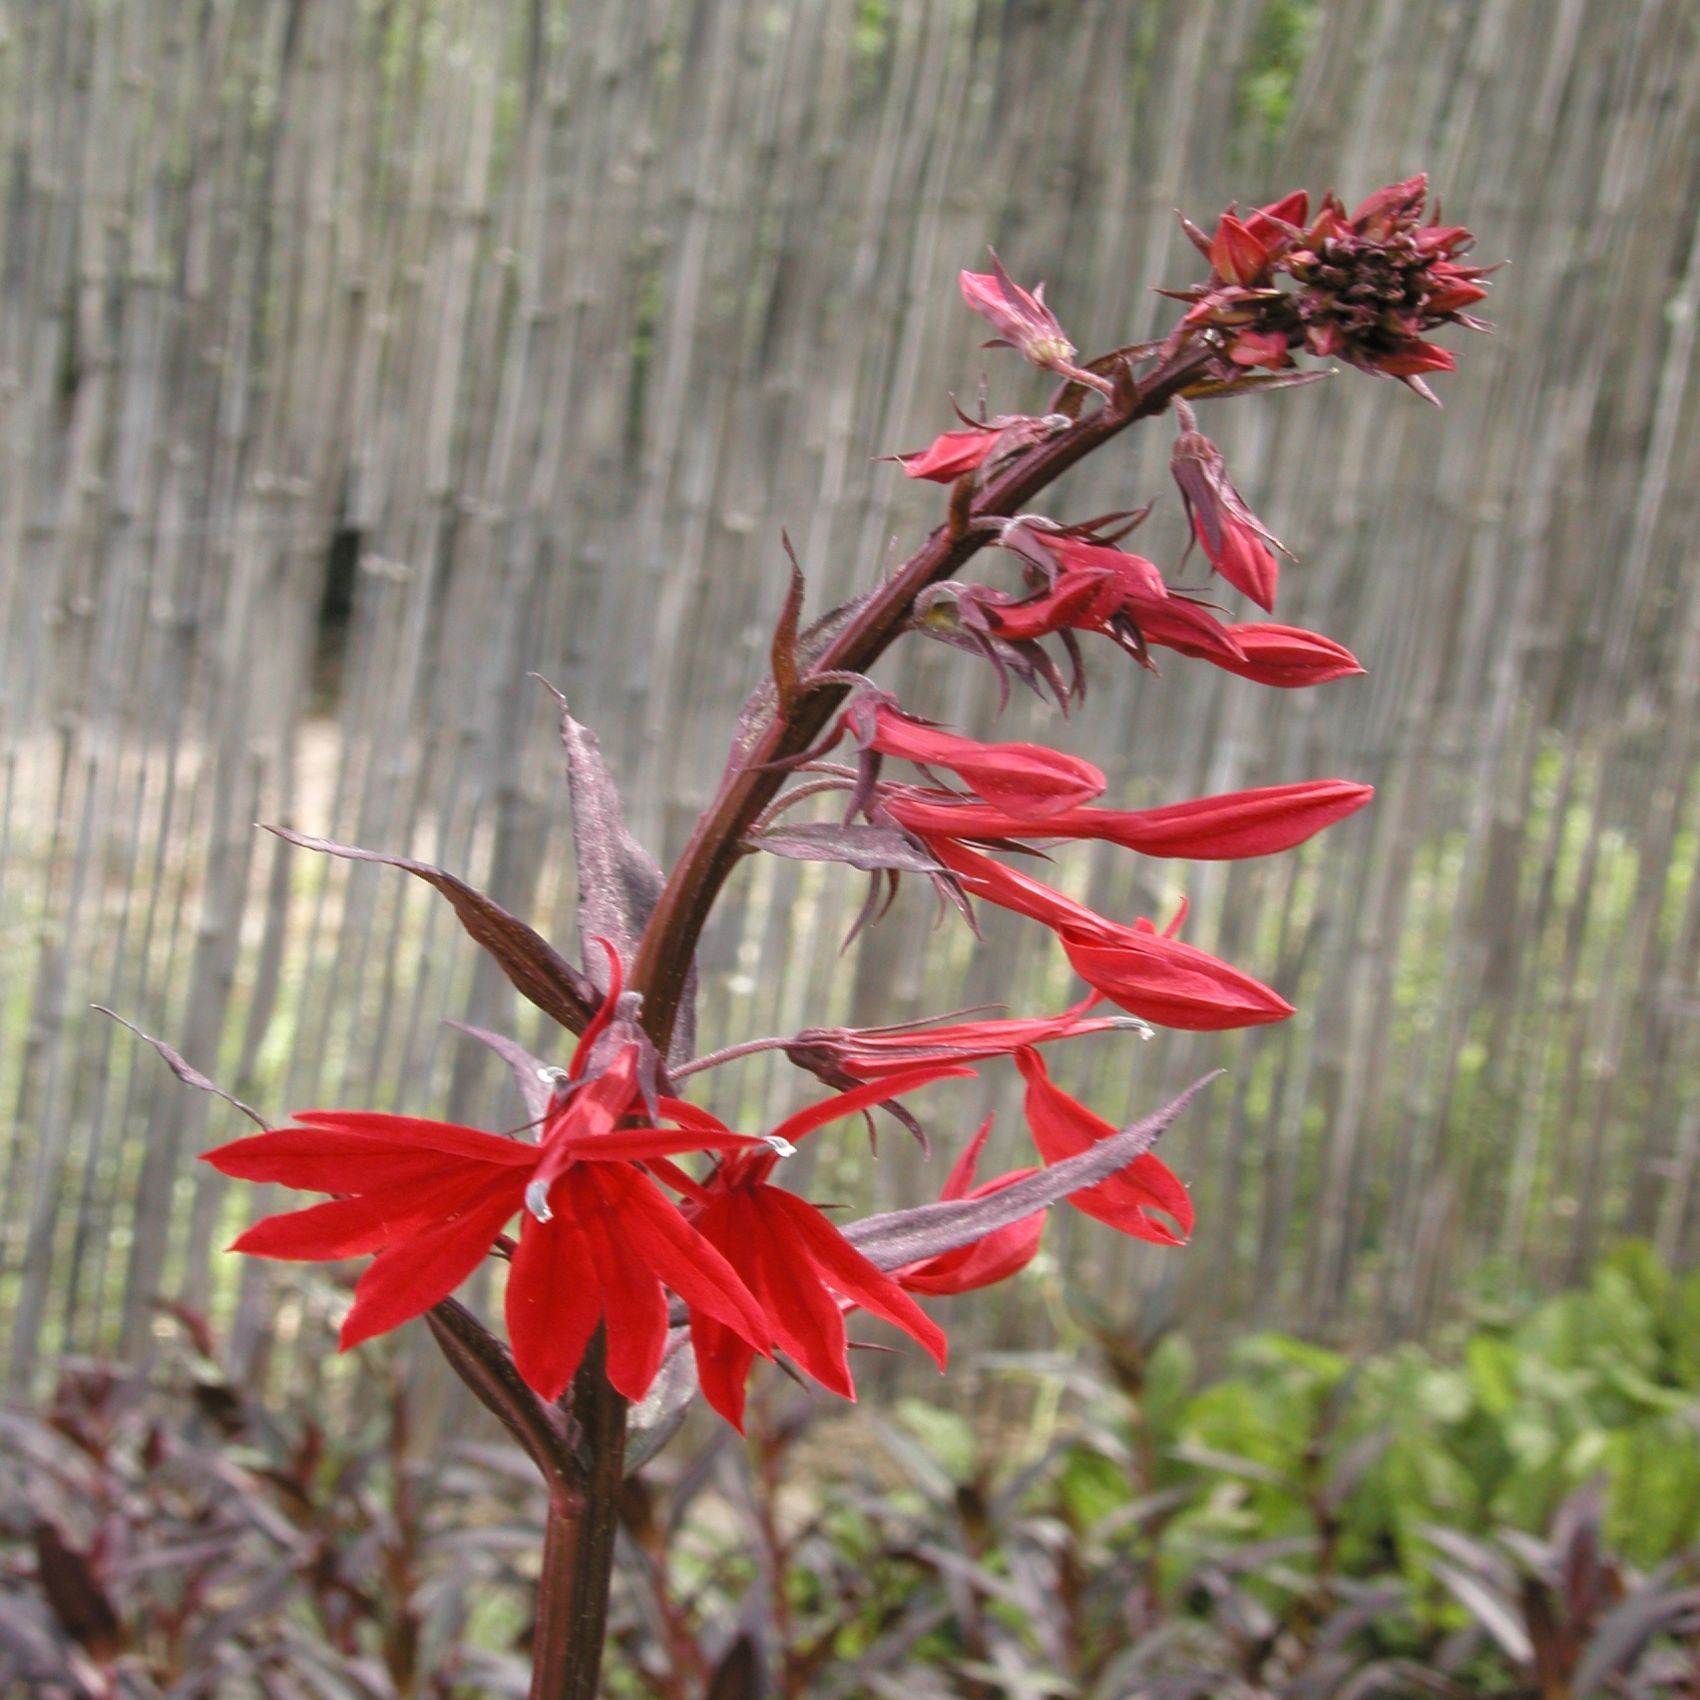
[529,1335,627,1700]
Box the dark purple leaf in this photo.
[92,1007,270,1131]
[421,1299,576,1492]
[624,1333,698,1475]
[753,823,943,874]
[772,535,807,713]
[1428,1560,1533,1664]
[1573,1586,1700,1697]
[705,1632,764,1700]
[843,1074,1218,1270]
[1321,1430,1393,1511]
[1180,368,1333,401]
[262,827,597,1034]
[545,686,697,1062]
[32,1522,123,1661]
[443,1020,555,1125]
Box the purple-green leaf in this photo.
[752,822,942,874]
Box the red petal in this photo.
[209,1115,533,1183]
[723,1192,854,1399]
[939,1117,994,1201]
[233,1163,508,1259]
[505,1202,603,1402]
[574,1169,670,1402]
[768,1062,978,1149]
[895,427,1000,483]
[1060,924,1293,1031]
[761,1189,947,1369]
[866,705,1105,820]
[339,1178,522,1349]
[1015,1049,1193,1243]
[597,1164,770,1350]
[689,1313,758,1431]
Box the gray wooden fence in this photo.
[2,0,1698,1395]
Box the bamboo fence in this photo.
[1,0,1697,1397]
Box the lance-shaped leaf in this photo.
[94,1007,272,1131]
[443,1019,557,1125]
[752,822,943,874]
[546,685,699,1063]
[843,1073,1218,1271]
[263,826,597,1034]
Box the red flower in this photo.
[921,836,1294,1031]
[1119,588,1251,667]
[794,994,1131,1080]
[201,953,776,1408]
[883,778,1373,861]
[999,518,1171,606]
[846,697,1105,819]
[1170,409,1289,611]
[888,412,1066,483]
[1056,921,1295,1032]
[1014,1048,1193,1243]
[959,252,1112,394]
[921,569,1123,647]
[892,424,1004,482]
[1196,622,1365,688]
[665,1067,967,1428]
[894,1118,1045,1295]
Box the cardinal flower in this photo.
[959,252,1112,394]
[1014,1048,1193,1243]
[653,1066,972,1428]
[922,835,1294,1031]
[888,412,1067,483]
[1184,622,1365,687]
[883,778,1373,861]
[844,696,1105,819]
[201,947,775,1408]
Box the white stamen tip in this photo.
[761,1135,797,1158]
[536,1065,569,1083]
[524,1181,554,1222]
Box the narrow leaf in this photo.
[772,534,807,712]
[543,683,698,1061]
[422,1298,578,1491]
[95,1006,272,1130]
[844,1074,1217,1270]
[753,822,943,873]
[1573,1587,1700,1698]
[444,1019,556,1125]
[263,826,597,1034]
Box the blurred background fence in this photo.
[2,0,1698,1398]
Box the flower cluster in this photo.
[1168,175,1491,399]
[192,177,1477,1459]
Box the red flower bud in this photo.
[851,698,1105,820]
[1170,414,1289,611]
[885,778,1373,861]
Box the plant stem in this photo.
[630,346,1211,1057]
[528,1334,628,1700]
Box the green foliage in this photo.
[1239,0,1320,138]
